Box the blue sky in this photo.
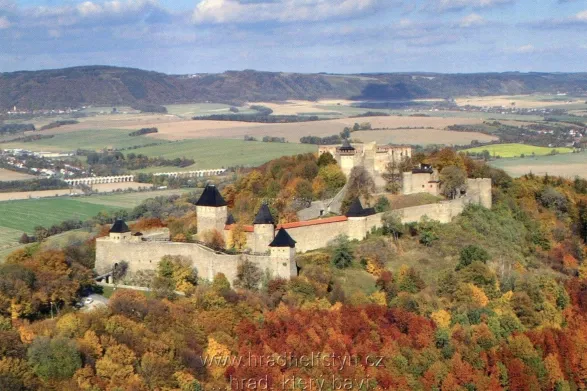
[0,0,586,74]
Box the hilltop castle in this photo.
[95,176,492,285]
[319,141,412,184]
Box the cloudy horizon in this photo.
[1,0,587,74]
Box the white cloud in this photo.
[434,0,514,12]
[460,13,486,27]
[529,9,587,29]
[192,0,382,24]
[515,44,535,53]
[25,0,164,27]
[576,10,587,21]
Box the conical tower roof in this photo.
[340,139,355,151]
[109,219,130,233]
[253,203,275,225]
[225,213,236,225]
[269,228,296,248]
[345,198,376,217]
[196,184,227,207]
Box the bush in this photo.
[129,127,158,137]
[330,235,353,269]
[375,196,391,213]
[457,245,490,270]
[234,259,262,290]
[418,217,440,247]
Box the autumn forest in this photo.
[1,149,587,391]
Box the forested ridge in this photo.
[1,151,587,390]
[3,66,587,110]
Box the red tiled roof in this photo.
[277,215,348,230]
[224,216,348,232]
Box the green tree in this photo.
[27,337,81,381]
[340,128,351,139]
[331,235,353,269]
[418,217,440,247]
[374,196,390,213]
[456,245,490,270]
[440,166,467,199]
[317,152,337,167]
[382,211,403,241]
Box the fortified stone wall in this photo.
[285,220,348,253]
[466,178,492,209]
[95,178,492,279]
[95,239,296,284]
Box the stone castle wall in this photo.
[285,220,349,252]
[95,239,296,284]
[95,178,492,282]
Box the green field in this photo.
[490,151,587,179]
[0,198,119,233]
[129,139,317,169]
[165,103,256,118]
[3,129,164,152]
[463,143,573,158]
[72,189,196,208]
[0,188,197,255]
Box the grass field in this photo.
[463,143,574,158]
[490,151,587,179]
[0,188,196,253]
[3,129,163,152]
[72,188,196,208]
[128,139,317,169]
[0,199,119,233]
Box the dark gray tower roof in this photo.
[253,203,275,225]
[340,139,355,152]
[196,184,227,207]
[345,198,376,217]
[269,228,296,248]
[109,219,130,233]
[225,213,236,225]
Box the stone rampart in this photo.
[95,239,295,284]
[285,220,348,252]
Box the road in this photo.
[80,294,109,312]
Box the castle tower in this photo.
[253,203,275,253]
[269,228,297,278]
[196,184,228,235]
[345,198,375,241]
[109,219,131,241]
[338,139,357,177]
[269,228,296,259]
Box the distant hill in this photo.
[2,66,587,110]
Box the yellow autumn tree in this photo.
[95,344,137,386]
[369,291,387,306]
[229,223,247,250]
[431,310,451,329]
[205,337,231,380]
[56,313,83,338]
[77,330,103,360]
[365,256,385,277]
[468,283,489,307]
